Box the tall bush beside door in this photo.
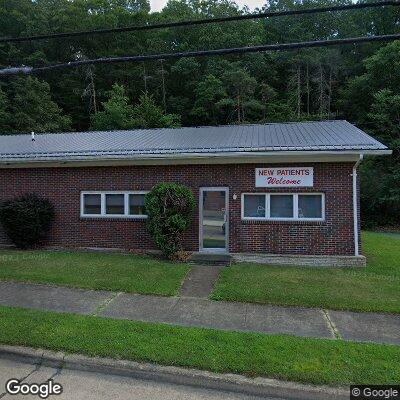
[145,183,195,260]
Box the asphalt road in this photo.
[0,357,280,400]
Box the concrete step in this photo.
[188,253,232,267]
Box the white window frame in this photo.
[81,191,149,219]
[241,193,325,222]
[241,193,268,220]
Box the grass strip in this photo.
[0,250,189,296]
[0,305,399,386]
[211,232,400,313]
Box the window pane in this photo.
[83,194,101,215]
[106,194,125,215]
[298,195,322,219]
[270,195,293,218]
[243,195,265,218]
[129,194,146,215]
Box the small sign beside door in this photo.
[255,167,314,187]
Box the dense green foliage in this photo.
[0,87,10,131]
[5,77,72,133]
[0,250,189,295]
[340,42,400,227]
[91,84,180,130]
[0,194,55,249]
[212,231,400,313]
[0,0,399,225]
[90,83,137,130]
[1,305,400,385]
[145,183,195,259]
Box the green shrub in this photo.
[145,183,195,259]
[0,194,55,249]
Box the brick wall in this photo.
[0,162,358,255]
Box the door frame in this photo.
[199,187,229,253]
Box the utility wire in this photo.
[0,1,398,44]
[1,33,399,76]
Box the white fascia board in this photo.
[0,149,392,169]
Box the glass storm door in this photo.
[200,188,229,252]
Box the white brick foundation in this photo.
[232,253,366,267]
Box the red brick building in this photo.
[0,121,390,266]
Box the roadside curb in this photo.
[0,345,349,400]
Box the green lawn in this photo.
[211,232,400,313]
[0,250,189,296]
[0,305,399,386]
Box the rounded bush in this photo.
[145,183,195,259]
[0,194,55,249]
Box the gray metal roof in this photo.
[0,120,388,162]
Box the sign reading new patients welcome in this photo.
[255,167,314,188]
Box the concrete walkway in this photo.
[0,281,399,345]
[179,265,224,298]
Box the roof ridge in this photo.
[0,120,348,138]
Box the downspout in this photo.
[353,155,363,256]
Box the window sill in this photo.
[80,216,147,221]
[241,219,325,226]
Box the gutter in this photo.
[0,149,392,165]
[352,155,363,256]
[0,345,348,400]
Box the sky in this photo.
[150,0,266,12]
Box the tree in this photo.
[7,77,71,133]
[360,89,400,227]
[168,58,201,125]
[132,93,180,129]
[259,83,276,102]
[91,84,135,131]
[219,68,264,123]
[264,101,294,123]
[92,85,180,130]
[368,90,400,145]
[191,74,227,125]
[340,42,400,227]
[340,41,400,126]
[0,87,10,133]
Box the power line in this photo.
[1,33,399,76]
[0,1,397,44]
